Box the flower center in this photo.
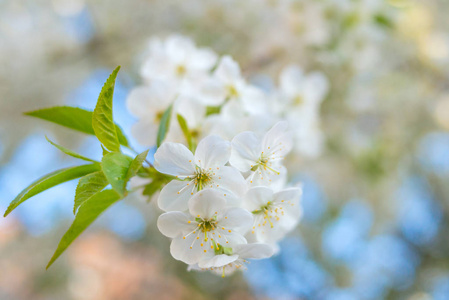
[293,95,303,105]
[252,154,280,175]
[155,110,164,123]
[196,217,218,233]
[176,64,187,76]
[227,85,239,98]
[194,167,213,191]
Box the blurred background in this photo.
[1,0,449,299]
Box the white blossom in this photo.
[141,35,217,96]
[157,189,253,265]
[126,81,176,146]
[154,135,246,211]
[244,186,302,245]
[230,121,292,187]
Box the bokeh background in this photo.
[1,0,449,299]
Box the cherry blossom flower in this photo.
[126,81,177,146]
[141,35,217,96]
[157,189,253,265]
[244,186,302,244]
[199,56,268,113]
[154,135,246,211]
[230,121,292,186]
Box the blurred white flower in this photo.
[141,35,217,96]
[126,81,176,146]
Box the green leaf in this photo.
[156,104,173,148]
[46,189,121,269]
[177,114,195,151]
[126,150,149,182]
[142,181,163,201]
[92,66,121,152]
[4,164,101,217]
[73,171,109,214]
[25,106,129,147]
[46,136,97,163]
[101,152,133,196]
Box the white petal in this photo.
[222,231,248,246]
[126,86,152,118]
[234,243,275,259]
[188,189,227,219]
[230,131,261,172]
[131,120,158,147]
[262,121,293,156]
[154,142,195,176]
[215,55,242,84]
[174,96,206,128]
[243,186,274,211]
[189,48,218,71]
[166,35,194,64]
[195,135,231,169]
[198,254,239,269]
[280,65,304,97]
[240,85,269,115]
[157,212,195,238]
[219,208,253,234]
[303,72,328,104]
[198,78,227,106]
[170,233,205,264]
[213,166,247,197]
[158,180,195,212]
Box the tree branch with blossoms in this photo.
[4,35,328,276]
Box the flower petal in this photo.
[213,166,247,197]
[154,142,195,176]
[195,135,231,169]
[198,254,239,269]
[188,188,227,219]
[220,208,253,234]
[262,121,293,156]
[243,186,274,211]
[230,131,261,172]
[170,233,207,265]
[157,212,195,238]
[234,243,274,259]
[131,120,158,147]
[158,180,195,212]
[215,55,241,84]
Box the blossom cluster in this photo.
[127,35,326,276]
[127,34,329,158]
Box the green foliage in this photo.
[46,189,121,269]
[4,164,101,217]
[126,150,149,182]
[25,106,129,147]
[46,136,97,163]
[6,67,160,270]
[101,152,133,197]
[73,171,109,214]
[142,169,173,201]
[156,104,173,148]
[374,14,393,29]
[177,114,195,151]
[92,66,121,152]
[206,105,221,116]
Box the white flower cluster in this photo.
[127,35,327,276]
[127,34,329,158]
